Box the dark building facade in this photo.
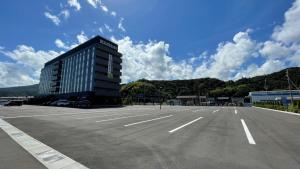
[39,36,122,101]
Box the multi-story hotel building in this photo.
[39,35,122,100]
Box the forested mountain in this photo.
[0,84,39,97]
[0,67,299,98]
[121,67,300,98]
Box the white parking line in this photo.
[192,109,204,112]
[169,117,203,133]
[212,110,219,114]
[0,119,88,169]
[95,114,151,123]
[124,115,173,127]
[1,107,154,119]
[253,106,300,116]
[1,111,111,119]
[241,119,256,145]
[75,112,135,120]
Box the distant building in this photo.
[249,90,300,104]
[39,35,122,101]
[175,95,207,105]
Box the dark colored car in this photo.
[76,100,91,108]
[3,100,23,106]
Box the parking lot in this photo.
[1,105,300,169]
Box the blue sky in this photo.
[0,0,300,87]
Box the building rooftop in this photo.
[250,90,300,93]
[44,35,118,67]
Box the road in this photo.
[0,105,300,169]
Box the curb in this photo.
[253,106,300,116]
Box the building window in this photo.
[66,58,70,93]
[108,54,113,79]
[78,53,81,92]
[90,47,94,91]
[81,52,84,92]
[85,49,90,91]
[69,57,72,93]
[75,54,78,92]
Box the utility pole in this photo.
[143,84,146,105]
[264,77,268,91]
[286,69,294,106]
[159,87,163,110]
[264,76,269,104]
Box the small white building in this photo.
[249,90,300,104]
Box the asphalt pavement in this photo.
[0,105,300,169]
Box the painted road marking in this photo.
[212,110,219,114]
[75,112,135,120]
[124,115,173,127]
[95,114,151,123]
[253,106,300,116]
[169,117,203,133]
[1,111,113,119]
[235,109,238,114]
[1,107,153,119]
[0,119,88,169]
[241,119,256,145]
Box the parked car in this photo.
[0,99,9,106]
[56,100,70,107]
[49,100,59,106]
[10,100,23,106]
[76,100,91,108]
[1,100,23,106]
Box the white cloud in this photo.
[99,27,104,34]
[85,0,110,13]
[68,0,81,11]
[100,5,108,12]
[111,11,117,17]
[234,60,286,79]
[272,0,300,44]
[112,36,194,83]
[0,45,59,71]
[44,12,60,26]
[118,18,126,32]
[76,31,89,44]
[0,45,60,87]
[268,0,300,67]
[86,0,100,8]
[104,24,113,32]
[55,39,69,50]
[55,31,90,50]
[0,62,38,87]
[194,29,260,80]
[255,60,286,75]
[259,41,293,59]
[113,29,290,83]
[290,43,300,66]
[60,10,70,19]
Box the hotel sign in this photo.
[100,39,118,50]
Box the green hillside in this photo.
[121,67,300,99]
[0,84,39,97]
